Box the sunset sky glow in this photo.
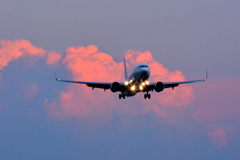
[0,1,240,159]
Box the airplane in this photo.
[55,58,207,99]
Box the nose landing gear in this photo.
[144,93,151,99]
[119,94,125,99]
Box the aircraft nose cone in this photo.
[142,69,150,80]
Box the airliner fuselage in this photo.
[123,64,150,97]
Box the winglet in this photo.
[204,70,208,81]
[54,71,61,81]
[124,57,128,81]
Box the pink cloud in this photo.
[208,127,238,148]
[0,39,45,70]
[0,39,63,70]
[0,40,200,137]
[46,45,194,123]
[0,39,63,95]
[3,39,239,148]
[46,51,62,65]
[209,128,228,148]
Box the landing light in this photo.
[139,85,143,90]
[124,81,129,85]
[142,82,145,86]
[131,85,135,91]
[145,81,149,85]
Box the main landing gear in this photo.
[119,94,125,99]
[144,93,151,99]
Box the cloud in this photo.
[0,40,194,120]
[0,39,45,70]
[46,51,62,65]
[208,126,239,148]
[45,45,194,124]
[1,39,240,149]
[0,39,63,114]
[192,78,240,148]
[21,82,39,100]
[0,39,62,68]
[209,128,228,147]
[208,128,228,148]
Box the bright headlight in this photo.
[124,81,129,85]
[145,81,149,85]
[131,85,135,91]
[139,85,143,90]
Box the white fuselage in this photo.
[124,64,150,97]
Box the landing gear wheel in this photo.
[144,93,151,99]
[119,94,125,99]
[144,94,147,99]
[148,94,151,99]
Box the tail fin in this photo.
[124,57,128,81]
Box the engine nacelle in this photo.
[154,82,164,92]
[110,82,120,92]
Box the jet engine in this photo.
[110,82,120,92]
[154,82,164,92]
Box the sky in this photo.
[0,0,240,159]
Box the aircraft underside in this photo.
[119,90,151,99]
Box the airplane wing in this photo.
[148,71,208,90]
[163,79,206,89]
[54,72,122,90]
[56,78,112,89]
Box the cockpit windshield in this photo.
[139,65,148,68]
